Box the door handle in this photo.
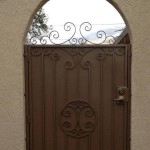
[114,87,129,104]
[114,96,126,103]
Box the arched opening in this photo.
[25,0,130,45]
[24,1,131,150]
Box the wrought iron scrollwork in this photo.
[97,49,106,60]
[27,22,117,45]
[49,22,77,45]
[31,47,52,56]
[79,22,116,45]
[60,100,97,138]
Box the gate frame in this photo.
[24,44,131,150]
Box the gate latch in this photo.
[114,87,129,104]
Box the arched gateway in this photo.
[24,0,131,150]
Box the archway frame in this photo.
[23,0,132,44]
[23,1,131,150]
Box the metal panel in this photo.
[24,45,131,150]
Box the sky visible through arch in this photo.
[29,0,126,44]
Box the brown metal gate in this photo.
[24,45,131,150]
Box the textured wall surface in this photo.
[0,0,150,150]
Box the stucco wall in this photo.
[0,0,150,150]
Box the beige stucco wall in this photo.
[0,0,150,150]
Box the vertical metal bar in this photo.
[111,53,115,150]
[124,45,131,150]
[76,48,80,150]
[124,104,127,150]
[88,62,91,150]
[53,58,57,150]
[65,65,68,103]
[77,138,80,150]
[124,46,127,87]
[88,134,91,150]
[65,133,68,150]
[24,45,30,150]
[123,46,127,150]
[127,45,131,150]
[76,49,79,98]
[65,59,69,150]
[100,59,103,150]
[88,62,91,103]
[42,53,45,150]
[28,47,33,150]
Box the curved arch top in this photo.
[25,0,130,45]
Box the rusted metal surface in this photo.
[24,45,131,150]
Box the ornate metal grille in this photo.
[26,22,120,45]
[60,100,97,138]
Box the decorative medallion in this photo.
[60,100,97,138]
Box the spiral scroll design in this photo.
[27,22,117,45]
[31,47,52,56]
[51,52,59,61]
[49,22,76,45]
[115,47,125,55]
[80,61,91,70]
[79,22,116,45]
[97,49,106,60]
[60,100,97,137]
[65,61,76,70]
